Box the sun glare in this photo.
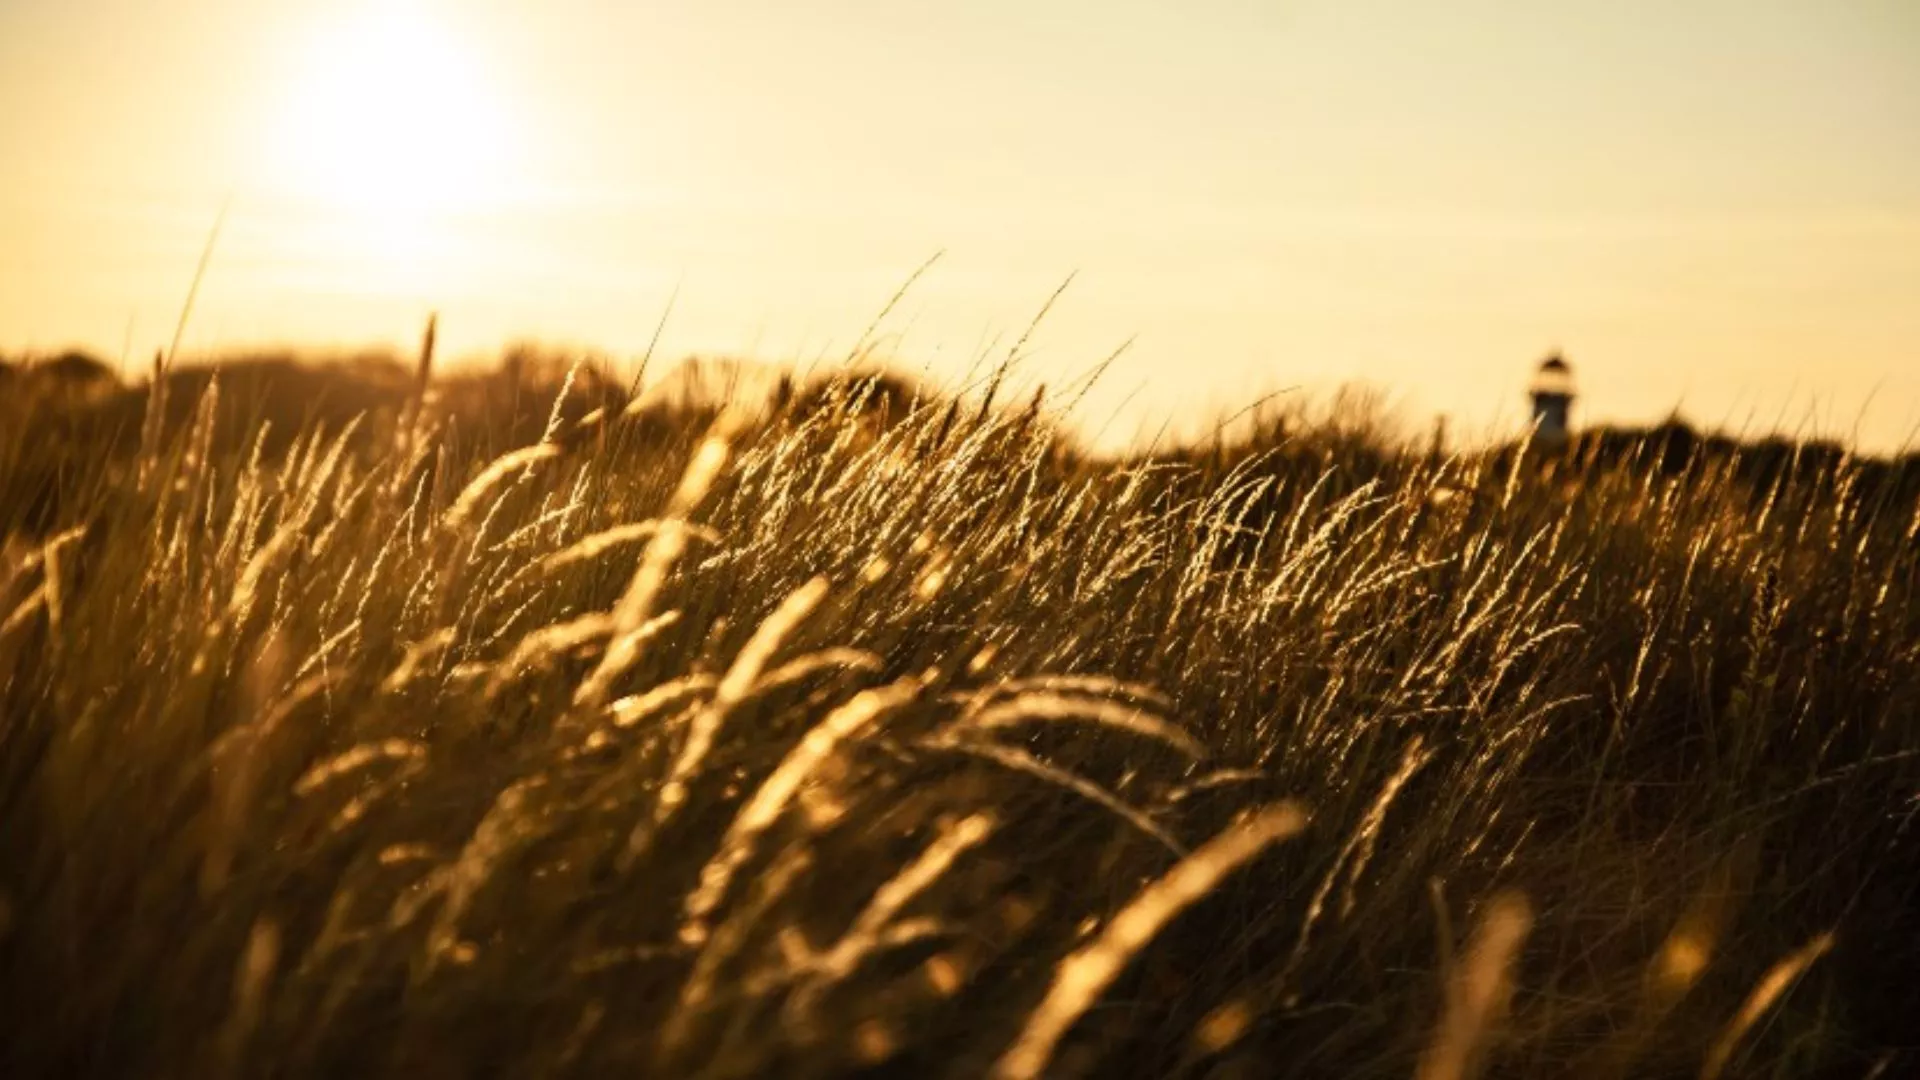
[261,3,521,285]
[272,5,515,213]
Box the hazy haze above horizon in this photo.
[2,0,1917,449]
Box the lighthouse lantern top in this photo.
[1530,353,1575,398]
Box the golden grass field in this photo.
[1,344,1916,1077]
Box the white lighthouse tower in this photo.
[1529,352,1575,445]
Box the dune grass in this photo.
[0,353,1916,1077]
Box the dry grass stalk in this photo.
[658,844,815,1064]
[326,762,427,832]
[679,676,922,945]
[666,427,734,518]
[749,648,883,697]
[213,917,281,1077]
[138,348,168,488]
[293,740,427,797]
[573,523,688,711]
[992,802,1309,1080]
[539,359,583,444]
[1164,768,1267,804]
[1190,996,1255,1055]
[442,444,560,530]
[421,776,554,975]
[200,643,300,897]
[0,583,48,641]
[1699,931,1835,1080]
[1416,890,1534,1080]
[484,612,618,696]
[787,812,996,1027]
[379,627,458,694]
[964,692,1206,760]
[1280,736,1432,995]
[716,577,831,704]
[599,668,714,726]
[965,675,1171,711]
[608,674,718,729]
[543,520,718,571]
[1584,869,1735,1079]
[40,529,70,637]
[621,578,831,865]
[926,736,1188,854]
[1337,735,1434,918]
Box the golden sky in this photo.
[2,0,1917,450]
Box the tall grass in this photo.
[0,354,1915,1077]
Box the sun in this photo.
[265,4,520,223]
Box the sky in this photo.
[2,0,1917,451]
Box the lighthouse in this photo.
[1529,353,1575,445]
